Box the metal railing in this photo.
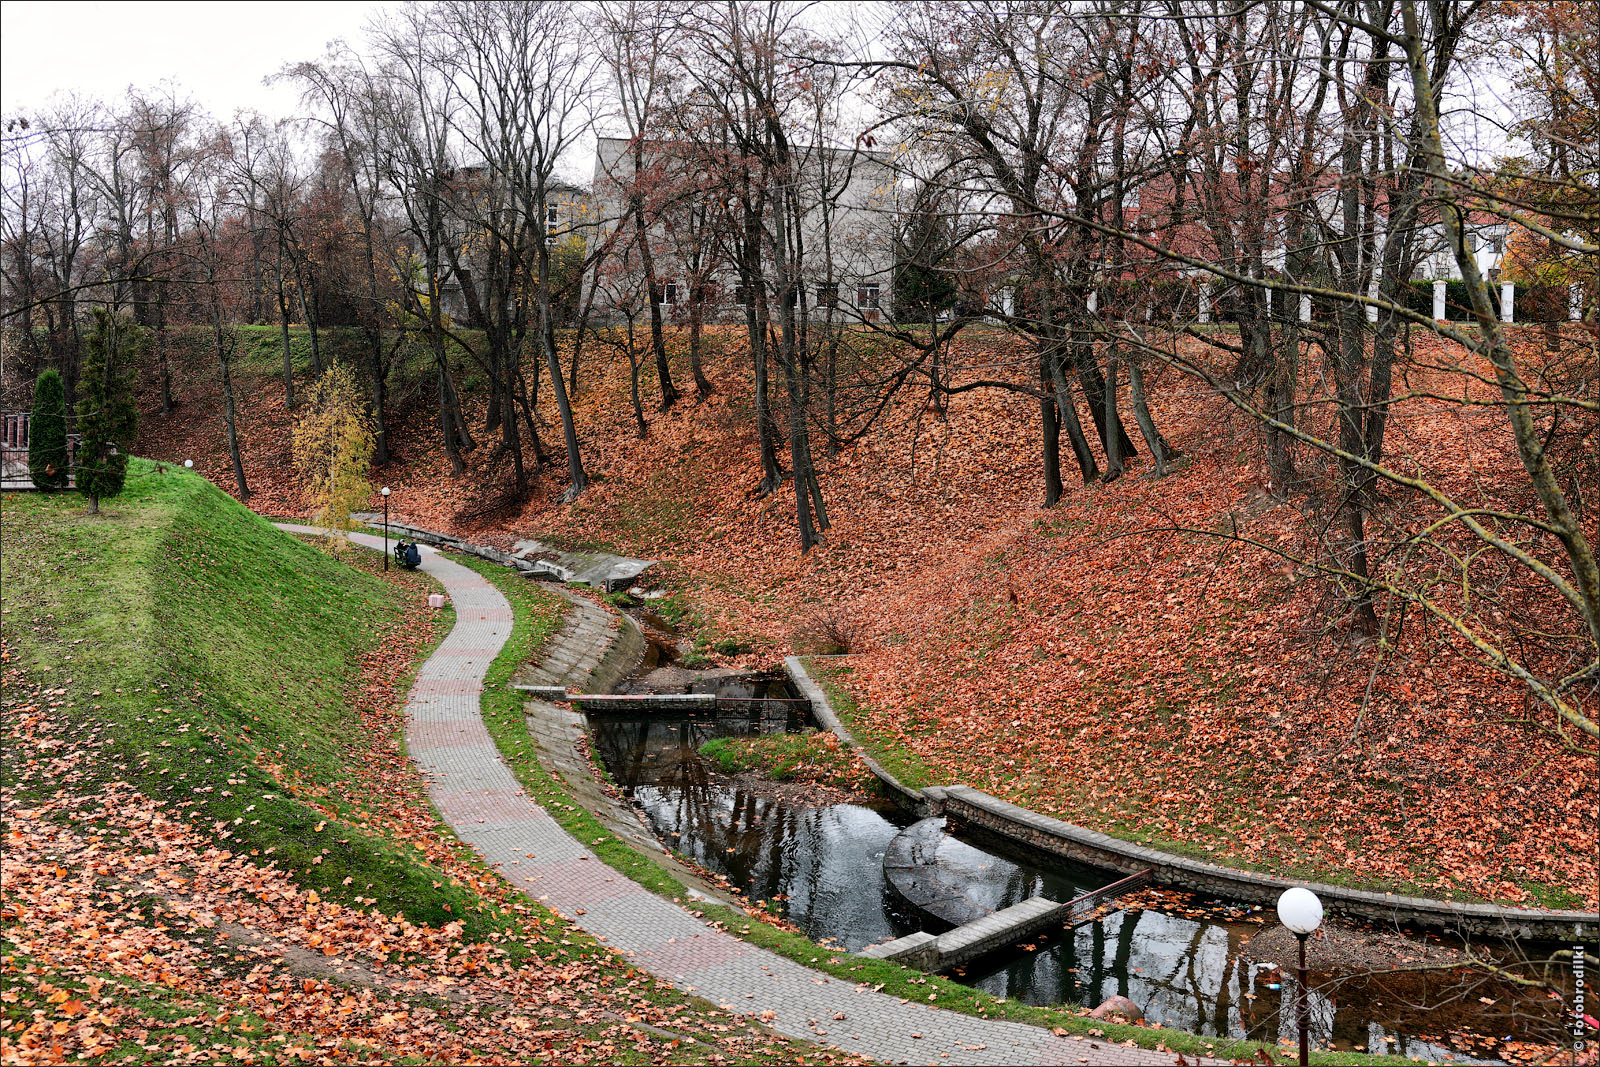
[1060,867,1155,925]
[514,687,812,716]
[1,412,83,487]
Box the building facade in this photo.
[586,136,897,325]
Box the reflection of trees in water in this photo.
[970,909,1562,1058]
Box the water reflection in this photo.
[590,711,1568,1062]
[590,711,921,949]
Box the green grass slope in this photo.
[1,460,490,931]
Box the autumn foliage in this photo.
[292,364,376,547]
[126,322,1599,910]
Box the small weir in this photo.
[558,610,1576,1062]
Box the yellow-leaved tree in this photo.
[292,363,375,551]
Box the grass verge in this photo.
[2,477,839,1063]
[698,732,874,793]
[803,660,942,792]
[804,659,1561,909]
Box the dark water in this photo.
[590,706,1575,1061]
[963,909,1563,1060]
[590,707,922,947]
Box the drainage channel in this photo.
[573,686,1571,1062]
[538,598,1574,1063]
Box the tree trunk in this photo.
[426,248,472,473]
[743,270,782,494]
[277,268,296,410]
[369,328,390,465]
[1127,361,1170,477]
[1335,301,1380,634]
[1264,312,1297,494]
[297,280,323,377]
[1103,348,1124,482]
[635,229,679,409]
[213,317,250,500]
[540,278,586,501]
[688,295,712,397]
[1049,346,1099,484]
[1039,345,1064,507]
[626,320,648,438]
[1075,350,1138,461]
[517,346,545,468]
[155,326,174,416]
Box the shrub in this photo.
[27,369,69,490]
[791,603,861,656]
[75,310,140,514]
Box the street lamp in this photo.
[183,459,193,469]
[381,487,391,571]
[1277,886,1324,1067]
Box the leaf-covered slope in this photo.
[1,461,483,928]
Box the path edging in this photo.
[783,657,1596,941]
[782,655,926,811]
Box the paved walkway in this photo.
[282,525,1187,1065]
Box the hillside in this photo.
[126,324,1598,910]
[0,462,836,1064]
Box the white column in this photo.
[1299,294,1312,322]
[1571,283,1583,322]
[1087,289,1098,314]
[1501,280,1515,323]
[1366,279,1380,323]
[1198,283,1211,324]
[1433,279,1447,320]
[1264,285,1273,318]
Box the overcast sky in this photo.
[1,1,382,120]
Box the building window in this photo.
[857,284,880,309]
[659,281,678,306]
[816,282,839,307]
[546,205,559,226]
[732,284,748,306]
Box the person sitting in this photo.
[394,540,422,570]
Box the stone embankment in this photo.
[783,657,1597,943]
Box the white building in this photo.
[587,136,897,324]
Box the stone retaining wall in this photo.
[783,656,927,811]
[786,658,1596,942]
[933,786,1594,940]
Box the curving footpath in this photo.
[289,527,1191,1066]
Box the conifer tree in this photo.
[76,310,140,515]
[26,368,70,490]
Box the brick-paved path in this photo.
[280,526,1194,1065]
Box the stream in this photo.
[586,663,1576,1063]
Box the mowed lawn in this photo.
[0,460,492,929]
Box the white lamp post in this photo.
[381,487,392,571]
[1277,886,1324,1066]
